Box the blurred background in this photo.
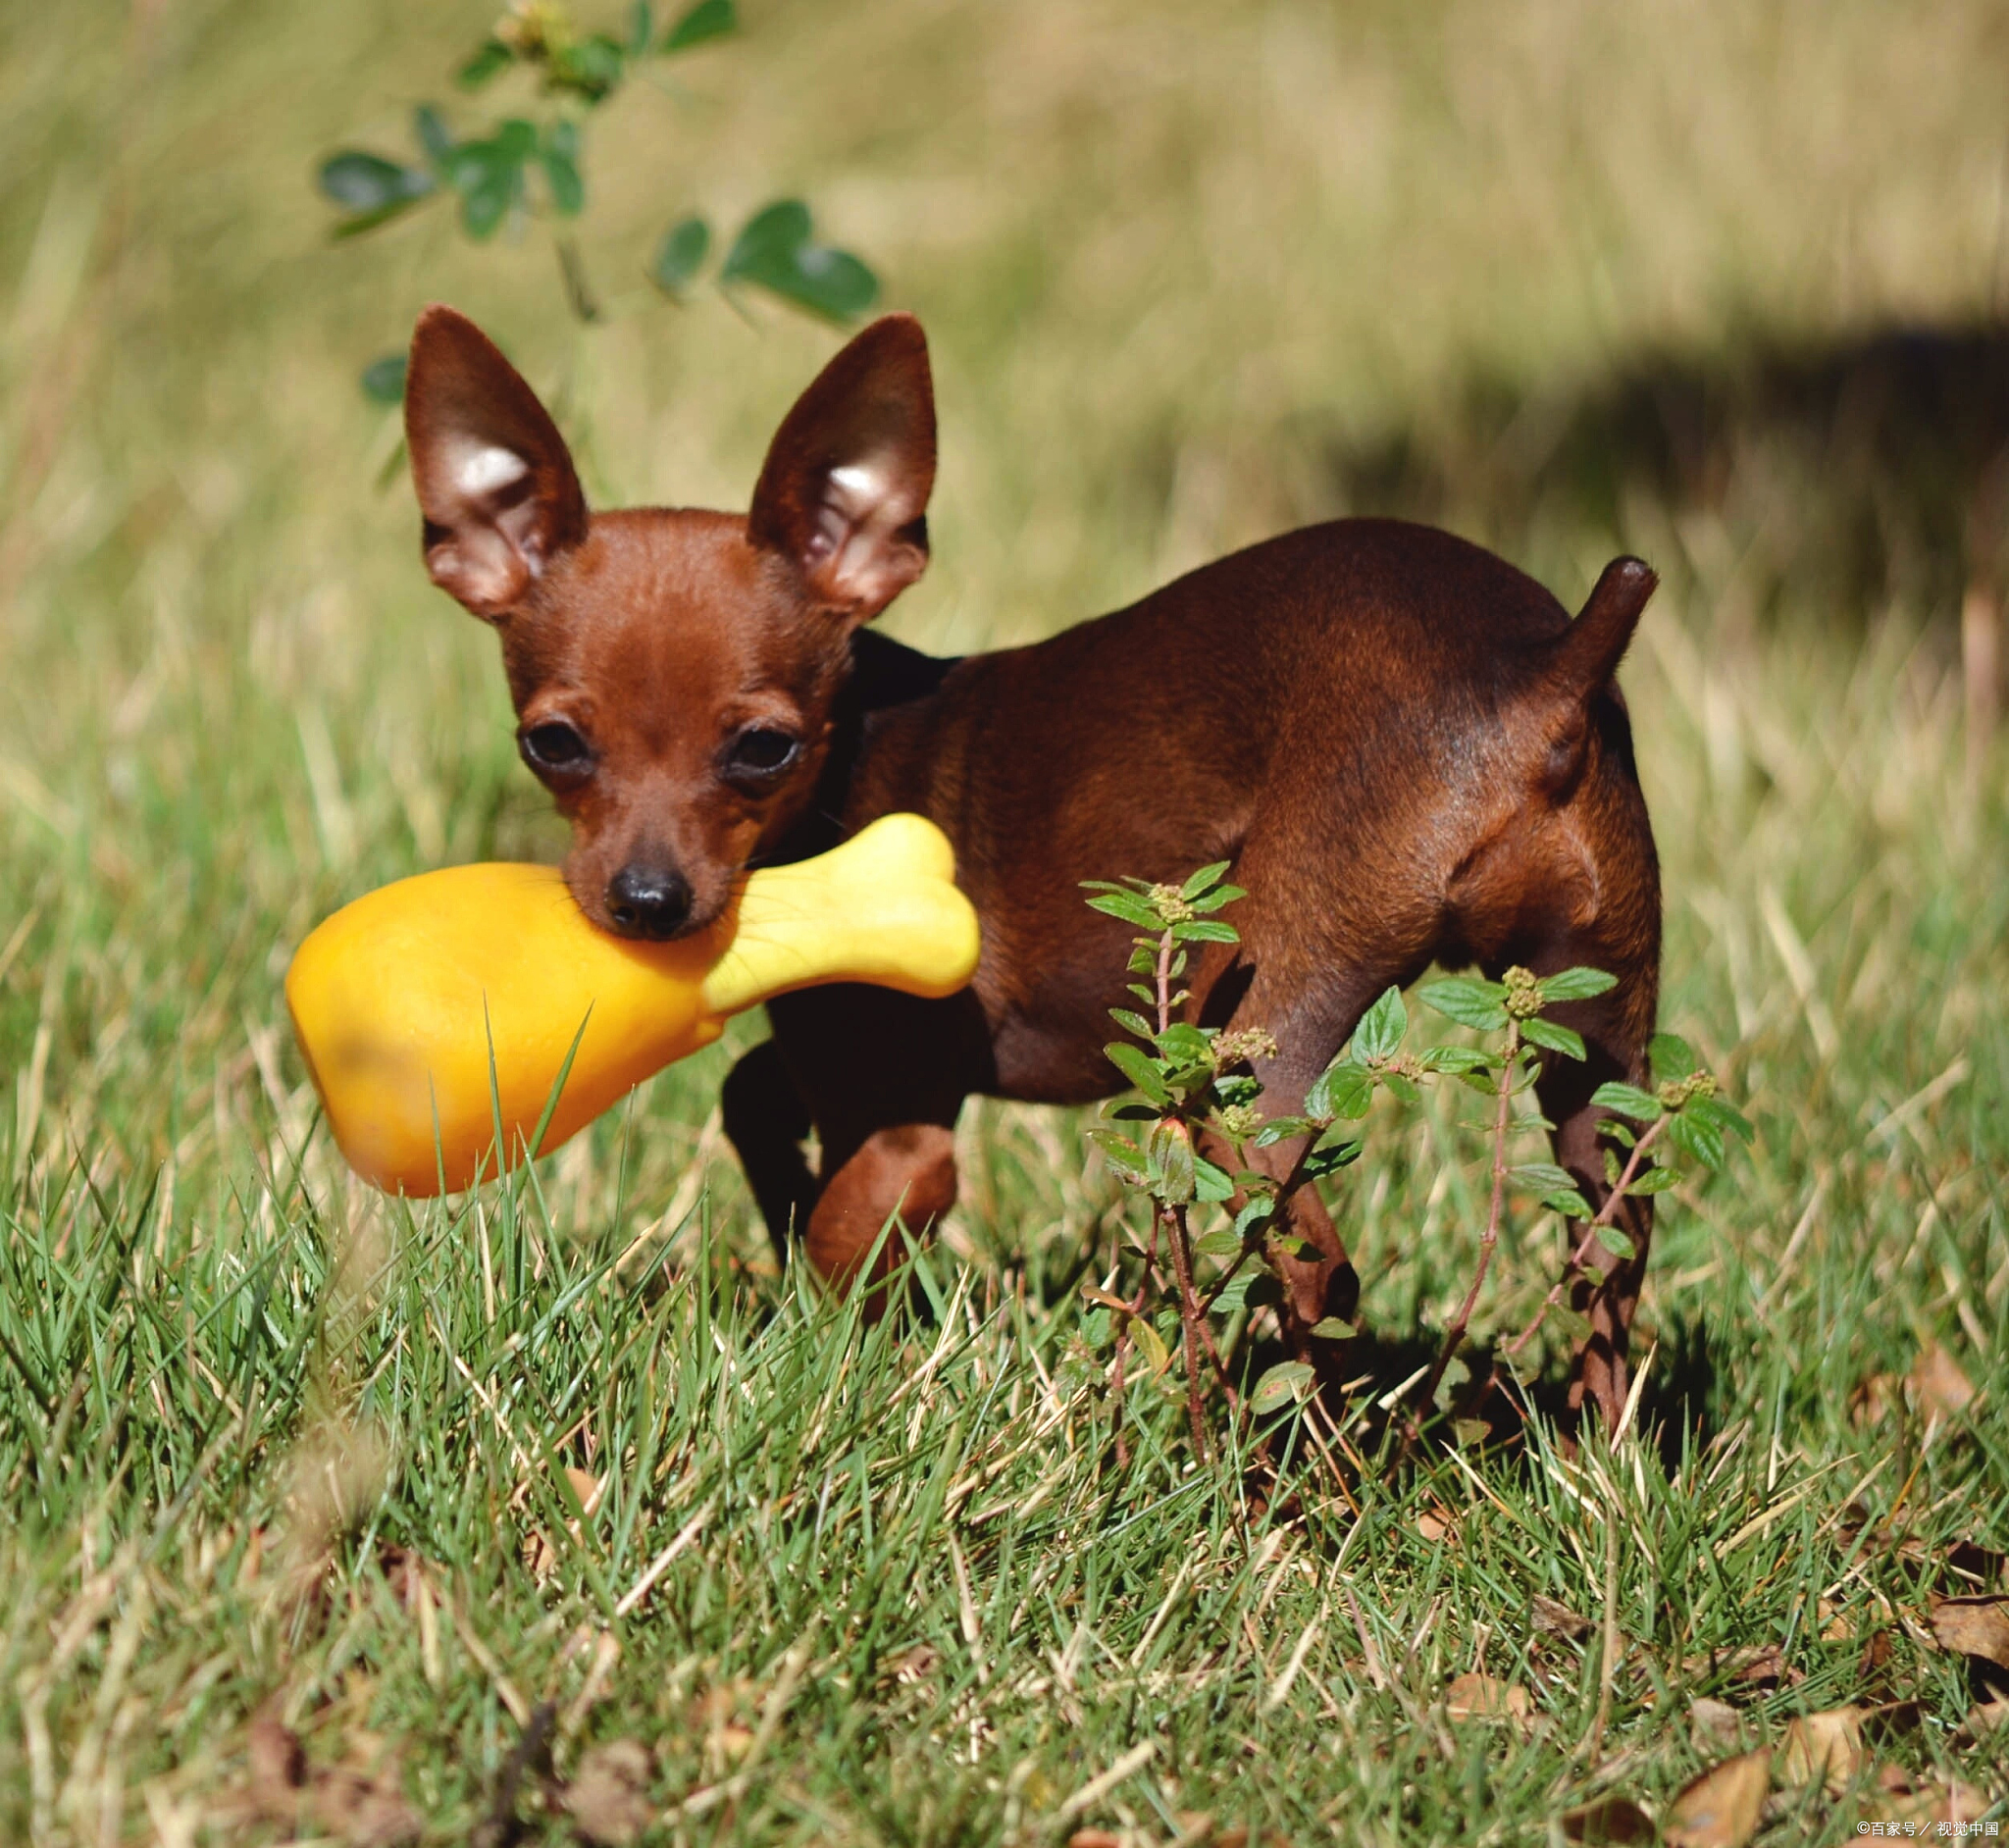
[2,0,2005,1337]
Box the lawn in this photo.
[2,0,2007,1841]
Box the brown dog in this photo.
[403,305,1662,1431]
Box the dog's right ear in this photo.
[404,306,588,619]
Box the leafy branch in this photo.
[316,1,879,400]
[1079,867,1752,1469]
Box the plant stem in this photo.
[1501,1113,1668,1360]
[1163,1200,1210,1463]
[1415,1023,1520,1423]
[555,233,601,323]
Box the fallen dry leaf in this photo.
[1681,1642,1799,1690]
[1530,1595,1594,1643]
[1957,1696,2009,1743]
[1929,1594,2009,1670]
[1688,1698,1743,1755]
[564,1738,655,1848]
[1416,1509,1456,1544]
[525,1468,607,1580]
[1780,1705,1866,1793]
[242,1705,420,1848]
[1914,1343,1976,1418]
[1876,1770,1990,1828]
[1445,1672,1531,1722]
[1559,1794,1654,1843]
[1066,1832,1122,1848]
[1945,1538,2009,1589]
[1662,1748,1770,1848]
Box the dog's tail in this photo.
[1541,556,1657,705]
[1521,556,1656,797]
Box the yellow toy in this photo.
[286,813,980,1196]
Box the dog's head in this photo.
[403,306,937,939]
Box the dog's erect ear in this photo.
[404,306,588,620]
[747,314,937,622]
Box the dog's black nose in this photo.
[605,865,694,940]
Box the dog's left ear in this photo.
[748,314,937,622]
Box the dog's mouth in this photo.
[565,864,737,946]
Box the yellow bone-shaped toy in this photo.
[286,813,979,1196]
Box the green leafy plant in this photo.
[316,1,879,402]
[1080,871,1752,1461]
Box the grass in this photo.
[3,0,2009,1840]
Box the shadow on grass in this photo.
[1223,1309,1724,1475]
[1320,319,2009,624]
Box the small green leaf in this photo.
[1180,860,1232,899]
[1309,1316,1355,1340]
[1539,966,1619,1002]
[1187,883,1247,914]
[1155,1022,1211,1062]
[318,150,434,216]
[457,38,513,87]
[447,131,532,239]
[1513,1162,1578,1195]
[1549,1306,1594,1344]
[1688,1095,1754,1142]
[721,199,879,324]
[1420,1045,1495,1075]
[1306,1057,1371,1122]
[360,355,407,405]
[1150,1121,1196,1204]
[1520,1016,1586,1060]
[1129,1316,1171,1376]
[1194,1227,1242,1260]
[1193,1155,1235,1203]
[1595,1224,1637,1260]
[1380,1070,1420,1103]
[1212,1267,1280,1313]
[1301,1136,1364,1180]
[1353,986,1407,1061]
[1086,890,1164,930]
[1249,1360,1314,1415]
[1542,1188,1594,1218]
[1627,1164,1679,1195]
[552,33,626,101]
[1084,1127,1150,1187]
[1169,918,1238,943]
[1591,1081,1663,1122]
[1254,1115,1314,1145]
[628,0,655,54]
[1107,1007,1154,1041]
[1418,977,1510,1030]
[663,0,736,52]
[1103,1042,1170,1104]
[541,121,585,216]
[1648,1030,1698,1081]
[413,105,456,168]
[1432,1354,1471,1411]
[1667,1110,1725,1171]
[1231,1197,1276,1239]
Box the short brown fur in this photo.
[404,306,1663,1432]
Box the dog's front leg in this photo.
[720,1039,820,1263]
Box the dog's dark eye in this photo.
[720,726,801,792]
[518,721,594,786]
